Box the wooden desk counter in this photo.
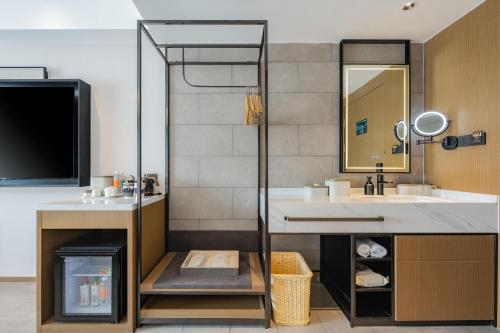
[36,196,165,333]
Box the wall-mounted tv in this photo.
[0,80,90,186]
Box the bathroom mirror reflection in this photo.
[394,120,407,142]
[341,64,410,173]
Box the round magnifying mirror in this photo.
[412,111,450,137]
[394,120,407,142]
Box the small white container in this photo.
[91,176,113,190]
[303,184,329,201]
[325,178,351,197]
[397,184,433,196]
[91,189,103,197]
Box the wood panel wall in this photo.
[424,0,500,194]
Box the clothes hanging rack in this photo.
[137,20,270,329]
[181,47,255,88]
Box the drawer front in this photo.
[396,235,494,261]
[395,235,495,322]
[395,260,494,321]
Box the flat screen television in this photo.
[0,80,90,186]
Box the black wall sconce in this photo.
[411,111,486,150]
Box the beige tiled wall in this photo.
[168,43,424,270]
[268,43,424,269]
[168,49,259,232]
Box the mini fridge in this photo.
[54,232,127,323]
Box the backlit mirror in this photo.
[412,111,450,137]
[341,64,410,173]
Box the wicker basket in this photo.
[271,252,313,326]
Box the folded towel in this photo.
[364,238,388,258]
[356,239,371,258]
[356,263,389,287]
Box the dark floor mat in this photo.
[153,252,252,289]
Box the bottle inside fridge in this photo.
[79,277,90,307]
[100,276,109,306]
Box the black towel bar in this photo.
[284,216,384,222]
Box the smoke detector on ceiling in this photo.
[402,2,415,11]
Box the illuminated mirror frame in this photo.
[411,111,450,137]
[341,64,410,173]
[339,39,411,174]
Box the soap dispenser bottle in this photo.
[364,176,374,195]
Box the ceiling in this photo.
[132,0,486,43]
[0,0,485,43]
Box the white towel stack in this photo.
[355,238,388,258]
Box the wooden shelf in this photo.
[141,295,265,323]
[356,257,391,262]
[41,316,128,333]
[356,286,392,293]
[355,310,392,319]
[141,252,265,295]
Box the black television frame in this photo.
[0,79,91,187]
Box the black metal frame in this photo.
[137,20,269,328]
[339,39,412,174]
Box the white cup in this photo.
[104,186,118,198]
[91,189,103,197]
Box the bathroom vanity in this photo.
[263,188,499,327]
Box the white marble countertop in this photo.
[261,188,499,234]
[38,194,165,211]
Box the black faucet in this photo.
[376,174,390,195]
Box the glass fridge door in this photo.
[62,256,113,315]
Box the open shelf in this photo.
[356,286,392,293]
[141,252,265,295]
[141,295,265,324]
[356,291,392,319]
[356,257,391,262]
[321,234,394,327]
[41,316,128,333]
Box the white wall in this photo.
[0,29,165,276]
[0,0,141,29]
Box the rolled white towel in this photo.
[356,239,371,258]
[364,238,388,258]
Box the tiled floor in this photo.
[1,283,498,333]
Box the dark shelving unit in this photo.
[320,234,394,327]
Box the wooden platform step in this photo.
[140,295,265,324]
[41,316,128,333]
[140,252,265,295]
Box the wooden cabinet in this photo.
[394,235,495,322]
[36,199,165,333]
